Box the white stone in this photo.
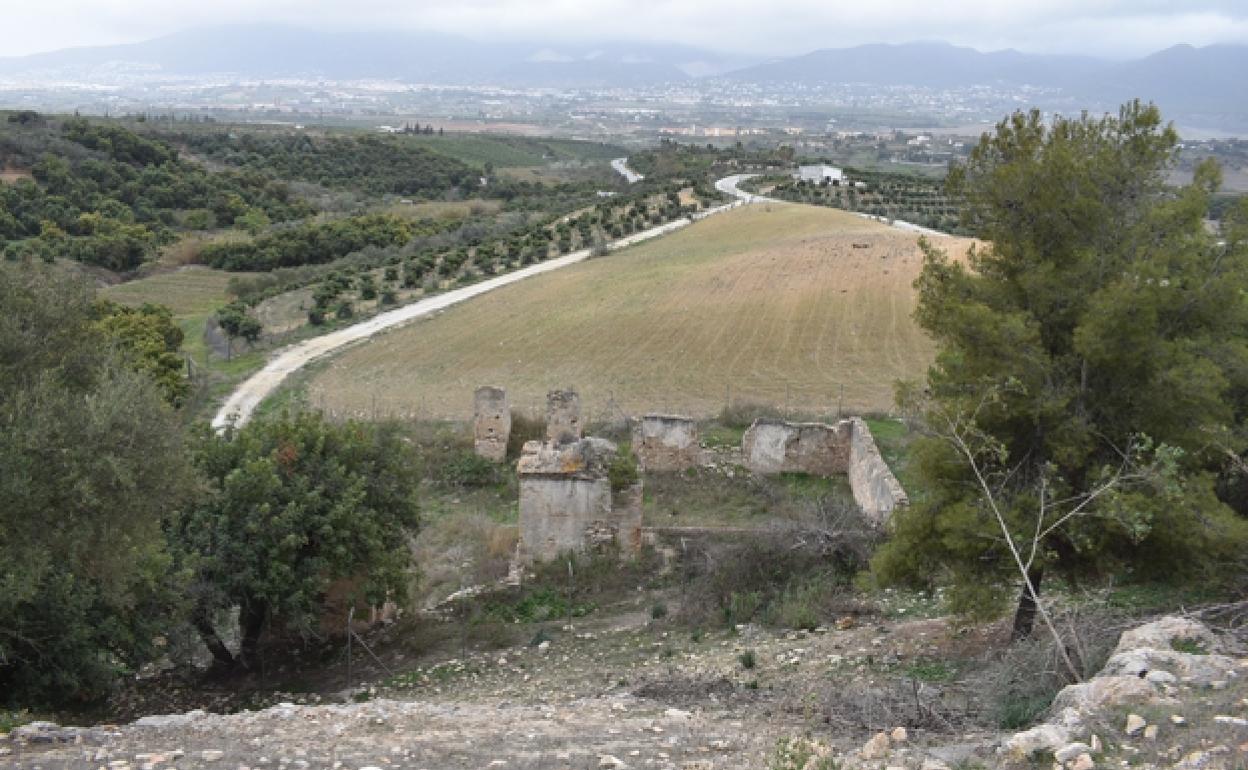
[860,732,891,760]
[201,750,225,762]
[1125,714,1146,736]
[1055,743,1092,763]
[1003,724,1070,759]
[1069,752,1095,770]
[598,755,627,769]
[890,726,908,743]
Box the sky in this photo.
[5,0,1248,59]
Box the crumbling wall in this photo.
[741,418,851,476]
[545,389,583,445]
[632,414,701,471]
[741,417,907,525]
[472,386,511,462]
[847,418,909,525]
[516,436,642,564]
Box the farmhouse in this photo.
[795,164,845,184]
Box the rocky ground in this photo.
[4,606,1245,770]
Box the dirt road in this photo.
[212,202,736,429]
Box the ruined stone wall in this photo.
[741,418,852,476]
[518,476,614,564]
[846,418,909,525]
[632,414,701,472]
[740,416,907,525]
[515,436,642,565]
[473,386,511,462]
[545,389,583,445]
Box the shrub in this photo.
[739,649,757,669]
[609,447,640,493]
[430,449,503,488]
[650,602,668,620]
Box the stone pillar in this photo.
[545,389,582,445]
[473,386,511,462]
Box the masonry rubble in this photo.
[472,386,511,462]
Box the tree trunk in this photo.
[192,608,236,671]
[1011,566,1044,641]
[237,600,268,671]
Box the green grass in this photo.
[864,416,919,497]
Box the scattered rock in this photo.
[1003,724,1070,760]
[1143,724,1159,741]
[1125,714,1146,736]
[1055,743,1092,763]
[861,731,891,760]
[201,749,225,762]
[1069,752,1095,770]
[1115,617,1219,655]
[598,755,627,769]
[890,726,908,743]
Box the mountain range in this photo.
[1,26,1244,129]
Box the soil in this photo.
[5,595,1007,770]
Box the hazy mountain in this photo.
[726,41,1104,89]
[0,25,750,88]
[726,41,1248,128]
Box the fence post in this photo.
[345,605,355,693]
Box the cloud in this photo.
[3,0,1246,58]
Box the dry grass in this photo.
[307,203,975,420]
[386,199,503,221]
[0,167,33,184]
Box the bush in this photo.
[738,649,757,669]
[609,447,640,493]
[430,449,504,488]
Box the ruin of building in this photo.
[632,414,701,472]
[742,417,908,524]
[472,385,511,462]
[515,435,642,565]
[545,389,583,444]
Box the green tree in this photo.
[93,300,189,405]
[215,302,262,360]
[177,413,420,671]
[0,264,195,704]
[874,102,1248,641]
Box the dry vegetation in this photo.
[306,203,974,420]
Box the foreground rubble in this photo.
[5,614,1245,770]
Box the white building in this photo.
[795,164,845,184]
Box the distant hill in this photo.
[727,41,1248,130]
[0,25,751,88]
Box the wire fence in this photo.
[308,380,894,427]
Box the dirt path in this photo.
[212,206,734,429]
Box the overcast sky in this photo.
[7,0,1248,59]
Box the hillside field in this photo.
[100,266,235,364]
[306,203,975,420]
